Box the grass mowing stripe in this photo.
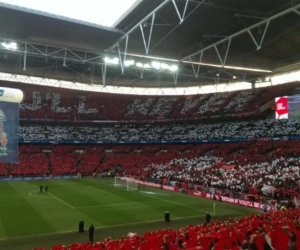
[74,180,190,223]
[47,192,75,209]
[3,182,56,238]
[0,219,7,239]
[32,184,75,209]
[25,182,102,232]
[55,180,131,207]
[0,179,260,250]
[138,191,210,215]
[0,214,203,242]
[85,185,112,195]
[83,179,208,220]
[75,200,159,209]
[85,178,211,215]
[45,180,147,227]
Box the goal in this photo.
[114,176,139,191]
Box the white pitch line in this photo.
[0,214,203,242]
[28,190,54,199]
[47,192,75,210]
[85,180,209,214]
[138,192,209,214]
[33,185,75,209]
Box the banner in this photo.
[275,96,288,119]
[188,190,269,210]
[0,87,23,163]
[0,102,19,163]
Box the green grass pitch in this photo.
[0,178,258,250]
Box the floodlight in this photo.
[1,42,17,50]
[104,57,119,65]
[161,63,169,70]
[136,62,143,68]
[124,60,135,67]
[169,65,178,72]
[151,61,161,70]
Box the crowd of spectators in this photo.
[18,118,300,142]
[2,141,299,200]
[3,80,296,121]
[35,209,300,250]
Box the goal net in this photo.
[114,176,139,191]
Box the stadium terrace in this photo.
[0,1,300,250]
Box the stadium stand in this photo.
[3,81,296,121]
[33,209,299,250]
[18,118,300,142]
[7,141,300,199]
[0,163,8,176]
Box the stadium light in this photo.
[161,63,169,70]
[104,57,119,65]
[136,62,143,68]
[151,61,161,70]
[1,42,17,50]
[169,65,179,72]
[124,60,135,67]
[112,53,271,73]
[224,65,272,73]
[126,53,179,62]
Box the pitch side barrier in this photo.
[18,136,289,145]
[0,175,79,182]
[120,177,268,210]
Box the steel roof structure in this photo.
[0,0,300,88]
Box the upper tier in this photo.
[2,81,299,121]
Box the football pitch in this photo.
[0,178,258,250]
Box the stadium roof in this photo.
[0,0,300,92]
[0,0,142,28]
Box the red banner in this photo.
[275,96,288,119]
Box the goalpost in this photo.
[114,176,139,191]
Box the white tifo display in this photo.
[114,176,139,191]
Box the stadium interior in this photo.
[0,0,300,250]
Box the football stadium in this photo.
[0,0,300,249]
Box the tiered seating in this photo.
[36,209,299,250]
[3,80,298,121]
[18,118,300,142]
[0,163,8,176]
[11,146,49,176]
[79,146,105,174]
[49,146,78,175]
[7,141,300,196]
[8,141,300,199]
